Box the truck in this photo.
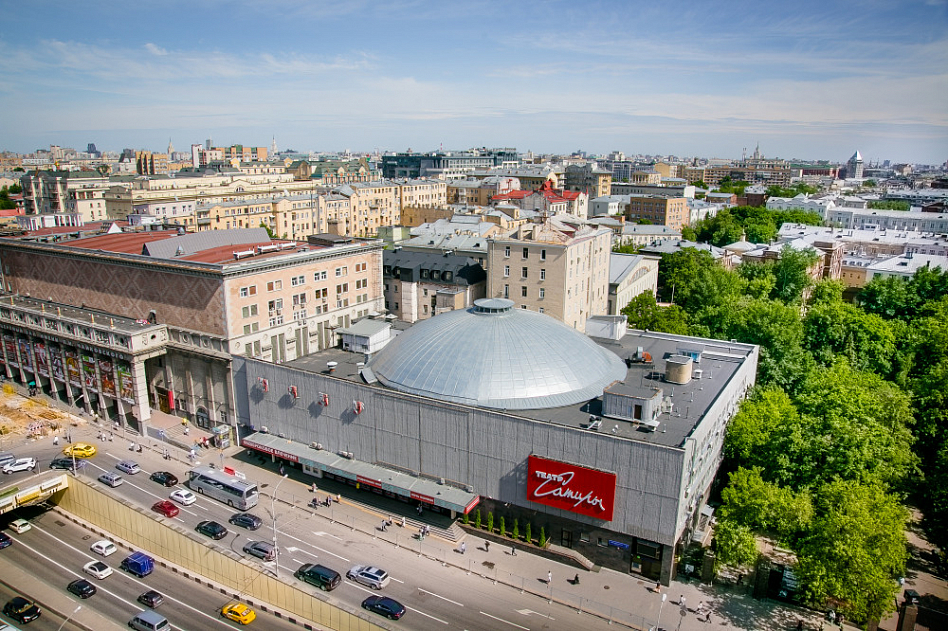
[120,552,155,578]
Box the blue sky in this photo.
[1,0,946,164]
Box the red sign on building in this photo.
[526,455,617,521]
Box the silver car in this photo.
[116,460,141,474]
[346,565,390,590]
[2,457,36,474]
[242,541,275,561]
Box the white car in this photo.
[346,565,391,590]
[169,489,196,506]
[2,458,36,474]
[83,560,113,580]
[90,540,117,557]
[9,519,31,534]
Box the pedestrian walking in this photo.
[279,464,285,476]
[423,525,430,538]
[459,542,466,554]
[679,595,686,609]
[573,573,580,585]
[381,519,388,532]
[401,516,406,528]
[336,493,340,502]
[485,541,490,552]
[511,545,516,556]
[312,483,318,494]
[53,435,59,445]
[547,571,552,584]
[417,504,423,516]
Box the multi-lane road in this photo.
[1,437,627,630]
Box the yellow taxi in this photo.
[63,442,97,458]
[220,602,256,625]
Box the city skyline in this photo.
[1,0,946,164]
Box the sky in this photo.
[1,0,946,164]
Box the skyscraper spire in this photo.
[167,137,174,155]
[270,136,278,156]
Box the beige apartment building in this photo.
[487,218,612,332]
[625,195,689,232]
[382,249,487,323]
[398,178,447,212]
[20,170,112,222]
[608,253,660,315]
[564,163,613,198]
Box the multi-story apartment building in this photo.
[381,148,517,179]
[446,176,520,206]
[491,181,588,220]
[289,158,373,185]
[610,182,695,198]
[608,253,660,315]
[382,249,487,323]
[397,178,447,212]
[472,165,562,190]
[135,151,170,175]
[625,195,689,231]
[0,228,383,432]
[20,171,112,221]
[329,181,399,237]
[216,145,268,162]
[684,164,793,187]
[564,163,612,198]
[487,218,612,332]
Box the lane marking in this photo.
[311,530,342,540]
[280,530,350,563]
[516,608,555,620]
[406,606,449,625]
[418,588,464,607]
[480,611,530,630]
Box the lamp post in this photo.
[655,592,667,631]
[57,604,81,631]
[271,473,288,578]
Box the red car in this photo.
[152,500,180,518]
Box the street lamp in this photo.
[271,473,288,578]
[655,592,667,631]
[57,604,81,631]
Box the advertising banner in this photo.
[34,342,48,377]
[99,358,116,396]
[526,454,617,521]
[116,363,134,403]
[65,350,81,386]
[4,335,18,369]
[51,350,65,382]
[81,354,98,391]
[17,339,32,372]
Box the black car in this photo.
[67,579,97,599]
[295,563,341,591]
[195,520,228,540]
[3,596,41,623]
[150,471,178,487]
[49,457,87,471]
[0,532,12,549]
[138,590,164,608]
[228,512,263,530]
[362,595,406,620]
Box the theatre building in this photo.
[236,299,758,584]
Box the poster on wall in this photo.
[4,335,18,369]
[34,343,48,377]
[526,455,618,521]
[81,354,98,391]
[51,349,65,382]
[64,350,81,387]
[17,339,32,372]
[116,363,135,404]
[99,358,115,397]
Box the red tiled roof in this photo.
[65,230,180,254]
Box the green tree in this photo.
[795,480,907,624]
[803,301,898,376]
[539,527,546,547]
[499,515,506,537]
[259,222,276,239]
[612,243,641,254]
[474,509,481,529]
[868,200,909,211]
[657,248,718,303]
[712,519,759,569]
[487,511,494,532]
[719,467,813,540]
[525,523,532,543]
[620,292,691,335]
[771,245,819,303]
[513,518,520,540]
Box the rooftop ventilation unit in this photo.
[233,249,255,260]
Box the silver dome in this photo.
[368,299,627,410]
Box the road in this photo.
[2,435,626,630]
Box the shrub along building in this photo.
[236,301,758,584]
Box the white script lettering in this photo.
[532,470,607,512]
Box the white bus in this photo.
[186,465,259,510]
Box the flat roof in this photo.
[286,324,755,449]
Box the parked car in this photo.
[90,540,117,557]
[228,512,263,530]
[242,541,275,561]
[9,519,31,534]
[195,520,228,540]
[169,489,196,506]
[347,565,391,590]
[67,579,97,599]
[2,457,36,474]
[138,590,164,608]
[294,563,341,591]
[150,471,178,487]
[220,602,256,625]
[3,596,41,623]
[98,472,124,487]
[0,532,12,549]
[83,560,113,580]
[50,457,86,471]
[362,595,406,620]
[151,500,179,518]
[116,460,141,474]
[0,452,16,468]
[62,443,97,458]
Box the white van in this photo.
[128,610,170,631]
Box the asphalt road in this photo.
[2,435,625,630]
[0,580,82,631]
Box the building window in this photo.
[313,270,327,281]
[521,304,527,309]
[335,266,348,277]
[504,246,510,258]
[292,292,307,306]
[336,283,349,294]
[269,314,284,326]
[521,286,528,297]
[239,285,257,297]
[504,265,510,277]
[266,280,282,292]
[241,305,258,318]
[503,284,509,299]
[521,267,528,279]
[539,307,544,314]
[540,249,547,261]
[540,269,546,280]
[242,323,259,335]
[290,275,305,286]
[539,288,545,299]
[522,247,529,259]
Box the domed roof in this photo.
[368,299,627,410]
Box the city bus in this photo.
[186,465,259,510]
